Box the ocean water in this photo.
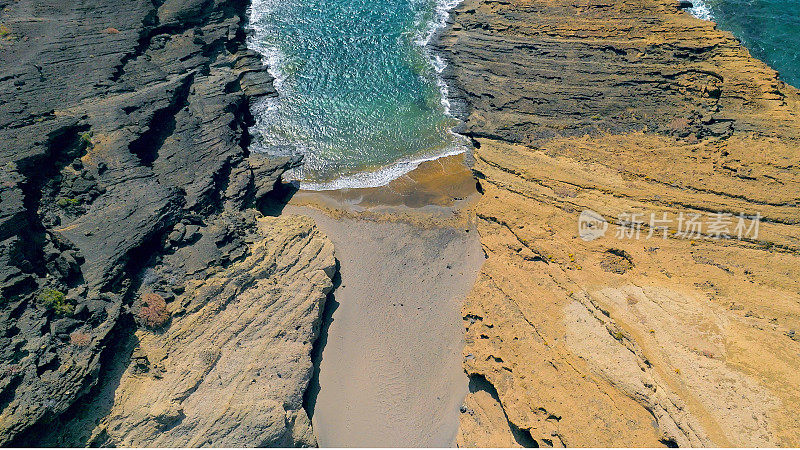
[689,0,800,88]
[247,0,466,190]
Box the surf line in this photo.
[245,0,470,191]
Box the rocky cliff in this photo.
[0,0,333,445]
[439,0,800,446]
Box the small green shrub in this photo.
[37,288,73,315]
[56,197,80,208]
[0,24,11,39]
[79,131,93,148]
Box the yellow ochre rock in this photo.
[441,0,800,446]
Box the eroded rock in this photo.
[0,0,317,444]
[93,215,334,447]
[441,0,800,446]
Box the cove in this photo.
[247,0,466,190]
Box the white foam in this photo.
[245,0,291,156]
[414,0,465,116]
[688,0,714,21]
[414,0,464,47]
[291,144,467,191]
[245,0,470,191]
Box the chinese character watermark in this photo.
[578,210,760,242]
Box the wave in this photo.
[688,0,714,21]
[414,0,464,116]
[245,0,290,159]
[245,0,469,191]
[299,0,470,191]
[290,145,466,191]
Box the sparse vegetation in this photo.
[136,292,169,328]
[56,197,80,208]
[0,24,11,39]
[37,288,73,315]
[79,131,93,148]
[69,331,91,347]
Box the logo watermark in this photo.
[578,210,760,242]
[578,209,609,241]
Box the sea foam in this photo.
[688,0,714,21]
[245,0,468,191]
[290,145,467,191]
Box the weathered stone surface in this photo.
[0,0,313,444]
[92,215,334,447]
[441,0,800,446]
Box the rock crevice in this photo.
[0,0,325,445]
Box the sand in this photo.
[281,156,485,447]
[287,153,479,211]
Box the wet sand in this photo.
[282,154,485,447]
[287,153,479,211]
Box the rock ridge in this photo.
[0,0,328,445]
[440,0,800,446]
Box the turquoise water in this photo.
[247,0,465,190]
[690,0,800,88]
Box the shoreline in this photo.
[282,153,484,447]
[245,0,471,192]
[285,153,479,214]
[291,145,468,192]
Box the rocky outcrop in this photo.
[93,215,332,447]
[440,0,800,446]
[0,0,317,445]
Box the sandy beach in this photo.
[281,154,484,447]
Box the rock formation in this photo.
[92,215,331,447]
[0,0,332,445]
[439,0,800,446]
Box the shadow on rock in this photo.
[303,258,341,419]
[11,314,140,447]
[259,181,300,217]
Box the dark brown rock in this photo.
[0,0,300,444]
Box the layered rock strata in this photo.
[439,0,800,446]
[95,215,332,447]
[0,0,330,445]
